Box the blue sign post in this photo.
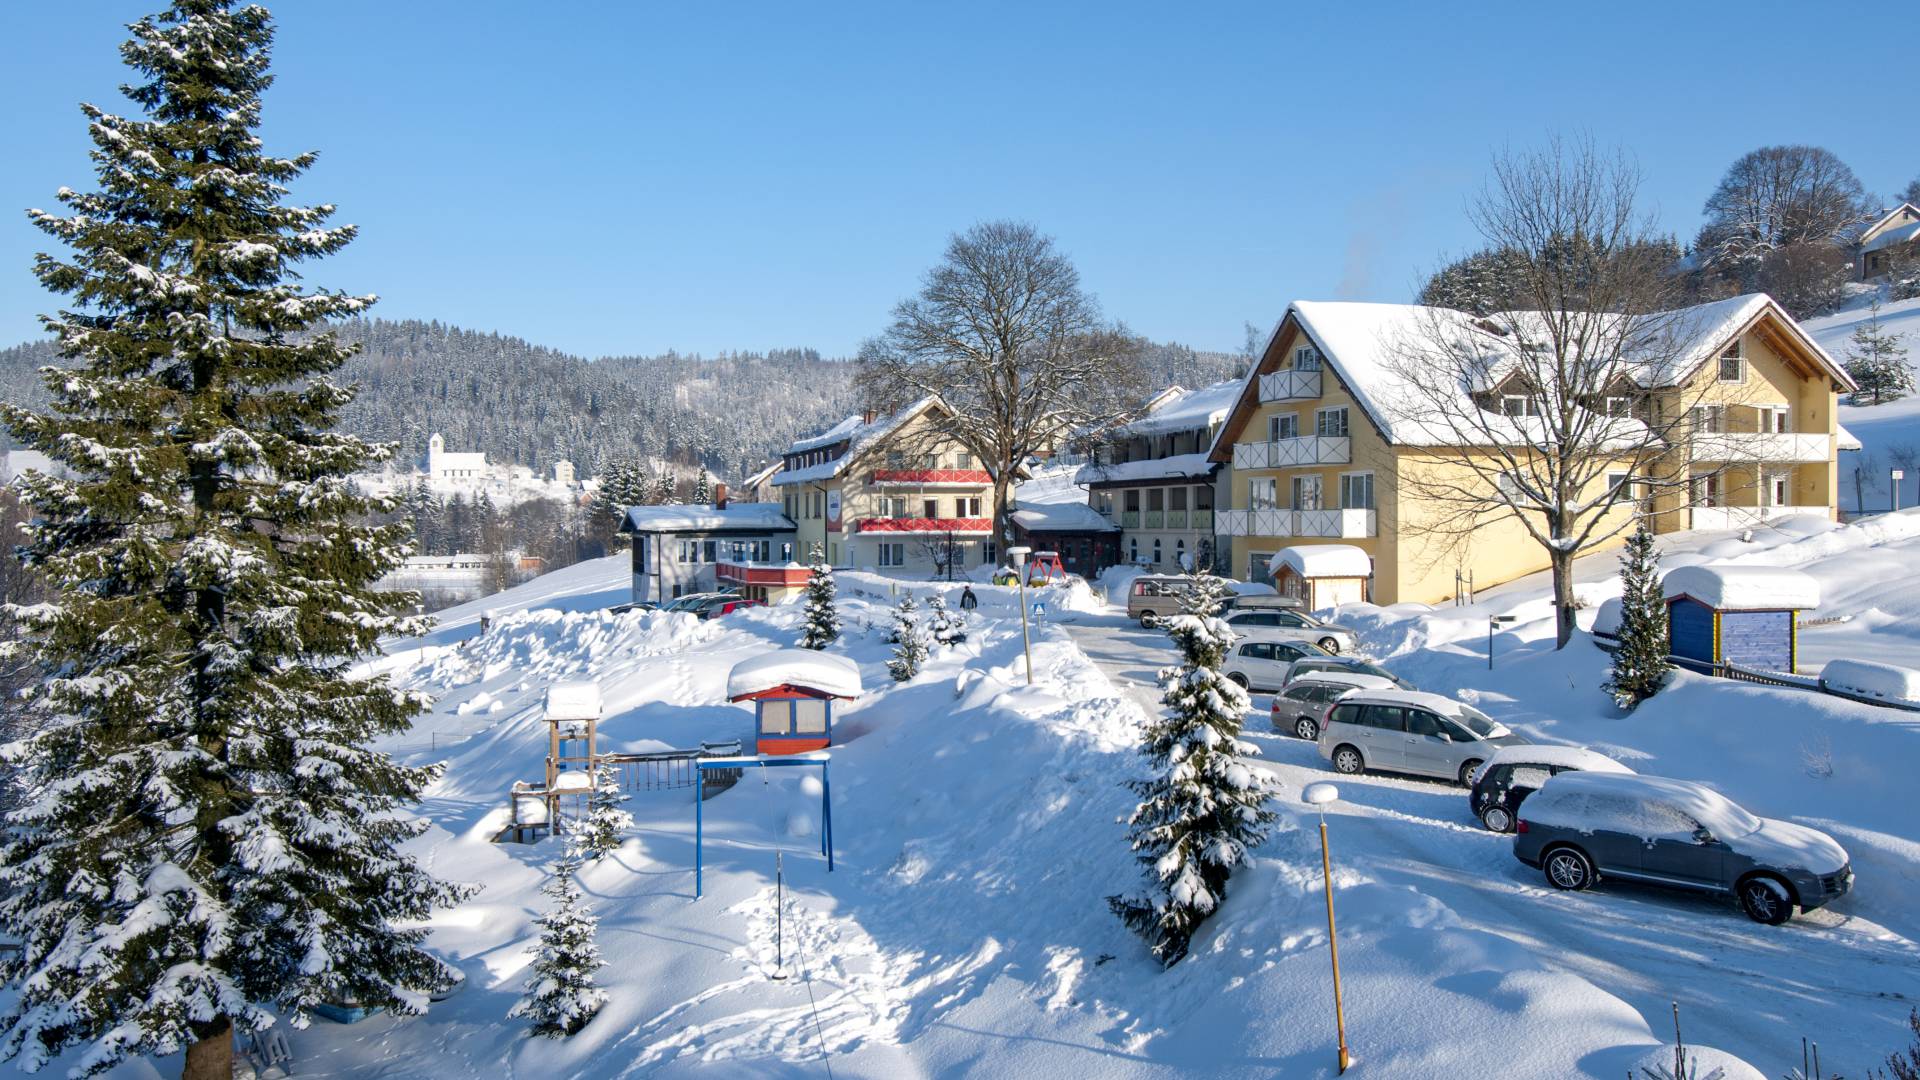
[695,752,832,899]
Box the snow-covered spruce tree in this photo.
[509,858,608,1039]
[887,596,929,681]
[1845,302,1914,406]
[927,594,966,646]
[0,5,469,1077]
[1108,572,1278,966]
[650,467,678,504]
[566,762,635,862]
[1603,522,1672,709]
[691,468,712,505]
[798,543,840,650]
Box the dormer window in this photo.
[1501,395,1534,418]
[1718,341,1744,382]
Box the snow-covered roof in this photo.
[1010,500,1115,533]
[1074,451,1216,486]
[1269,544,1372,579]
[725,649,863,700]
[1109,378,1241,438]
[622,503,796,533]
[1662,564,1819,610]
[545,682,601,720]
[1212,293,1851,456]
[1862,202,1920,242]
[1836,423,1862,452]
[1482,744,1634,775]
[0,449,59,483]
[772,397,943,486]
[741,460,783,488]
[1864,219,1920,255]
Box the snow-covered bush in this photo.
[1108,573,1278,965]
[887,596,929,682]
[1603,523,1671,709]
[510,858,608,1038]
[567,762,635,862]
[927,594,967,646]
[799,544,839,650]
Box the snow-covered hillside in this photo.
[1807,295,1920,513]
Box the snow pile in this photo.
[1819,658,1920,704]
[1269,543,1371,578]
[1661,564,1820,610]
[725,649,863,700]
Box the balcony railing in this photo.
[1233,436,1351,469]
[1686,433,1831,463]
[1191,509,1212,532]
[1164,509,1187,530]
[1258,368,1322,403]
[1120,510,1139,529]
[1143,510,1164,529]
[1689,505,1831,531]
[853,516,992,534]
[867,468,994,486]
[1215,507,1376,538]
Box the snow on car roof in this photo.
[1526,772,1760,839]
[1339,688,1480,716]
[1290,671,1396,690]
[1270,544,1372,579]
[1661,564,1820,610]
[544,682,601,720]
[1482,744,1633,774]
[725,649,863,701]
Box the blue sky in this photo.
[2,1,1913,360]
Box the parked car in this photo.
[1222,638,1333,691]
[1270,672,1398,740]
[694,596,766,620]
[1221,607,1358,654]
[1469,745,1634,833]
[1281,655,1414,690]
[1513,772,1853,924]
[661,591,732,613]
[1125,575,1271,625]
[1316,690,1528,785]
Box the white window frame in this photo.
[877,541,906,568]
[1338,471,1374,510]
[1718,341,1744,383]
[955,496,982,517]
[1768,472,1791,507]
[1249,477,1279,511]
[1269,412,1300,442]
[1291,475,1323,511]
[1605,471,1631,502]
[1315,406,1349,438]
[1604,396,1630,418]
[1501,395,1531,418]
[1495,471,1529,503]
[1693,474,1720,508]
[1293,345,1323,371]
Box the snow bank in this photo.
[1820,658,1920,704]
[1623,1044,1765,1080]
[1590,596,1623,637]
[1661,564,1820,610]
[1269,543,1371,578]
[725,649,863,700]
[543,681,601,720]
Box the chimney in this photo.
[862,408,877,424]
[714,482,729,510]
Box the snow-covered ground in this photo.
[24,509,1920,1079]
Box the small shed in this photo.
[1268,545,1373,610]
[726,650,863,756]
[1662,565,1819,673]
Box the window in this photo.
[1249,478,1279,511]
[1175,539,1186,567]
[923,454,939,469]
[1316,407,1350,438]
[1511,765,1552,789]
[1269,413,1300,441]
[1769,473,1791,507]
[1328,703,1361,728]
[1689,405,1724,434]
[1605,396,1630,417]
[1293,345,1323,371]
[886,451,906,468]
[956,452,973,469]
[1129,538,1139,563]
[1360,704,1407,732]
[759,700,792,736]
[1605,472,1631,502]
[1693,474,1720,507]
[923,498,940,519]
[793,698,828,735]
[956,496,982,517]
[1339,472,1374,510]
[1496,472,1527,502]
[1718,341,1744,382]
[1766,406,1790,433]
[877,542,906,567]
[1152,539,1162,564]
[882,496,909,518]
[1275,610,1311,628]
[1405,710,1445,737]
[1240,642,1274,660]
[1291,475,1323,511]
[703,540,718,564]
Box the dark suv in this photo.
[1513,772,1853,924]
[1469,746,1633,833]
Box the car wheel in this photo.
[1294,715,1320,741]
[1317,637,1342,654]
[1139,613,1157,629]
[1480,804,1514,833]
[1543,846,1594,891]
[1331,745,1365,774]
[1458,758,1484,787]
[1227,672,1249,689]
[1737,874,1794,925]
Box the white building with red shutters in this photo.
[771,398,1001,576]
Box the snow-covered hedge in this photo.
[1820,658,1920,704]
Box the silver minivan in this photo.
[1316,689,1529,786]
[1125,577,1295,625]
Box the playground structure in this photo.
[1025,549,1066,586]
[695,751,833,899]
[726,649,863,756]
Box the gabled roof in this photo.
[1208,293,1854,459]
[1109,378,1242,439]
[772,396,944,487]
[741,459,783,488]
[1864,219,1920,256]
[620,503,796,533]
[1861,202,1920,244]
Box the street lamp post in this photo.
[1303,781,1350,1073]
[1008,545,1033,685]
[1487,613,1518,670]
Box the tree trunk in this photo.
[991,469,1013,565]
[1551,549,1576,649]
[182,1017,232,1080]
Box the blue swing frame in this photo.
[694,752,832,899]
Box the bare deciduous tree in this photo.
[1384,139,1739,648]
[1698,145,1871,261]
[857,221,1148,552]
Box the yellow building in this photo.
[773,397,999,575]
[1208,294,1856,606]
